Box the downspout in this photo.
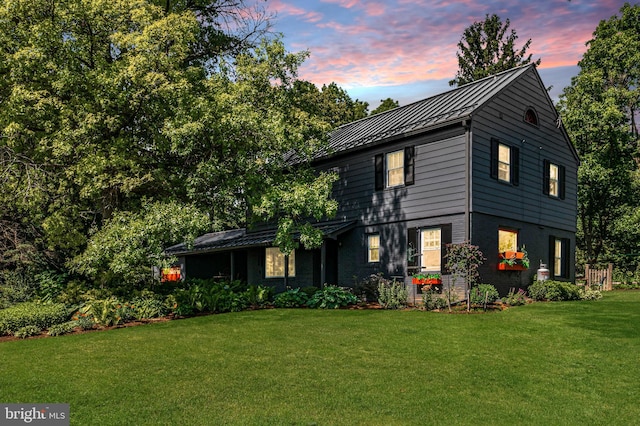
[463,118,472,241]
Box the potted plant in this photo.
[498,245,530,271]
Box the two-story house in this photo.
[165,64,579,296]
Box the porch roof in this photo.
[165,220,357,256]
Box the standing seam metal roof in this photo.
[315,64,534,160]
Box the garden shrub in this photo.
[243,285,273,308]
[354,273,386,302]
[469,284,500,305]
[503,288,527,306]
[0,302,69,335]
[422,289,448,311]
[528,280,582,301]
[47,321,78,336]
[0,270,36,308]
[171,282,248,315]
[74,315,95,330]
[14,325,42,339]
[273,288,309,308]
[377,279,408,309]
[580,288,603,300]
[80,297,127,327]
[131,291,168,319]
[307,285,358,309]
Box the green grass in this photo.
[1,291,639,425]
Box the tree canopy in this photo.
[0,0,358,286]
[449,14,541,87]
[558,2,640,268]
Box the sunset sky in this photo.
[263,0,630,109]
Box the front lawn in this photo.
[1,291,639,425]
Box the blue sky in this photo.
[262,0,630,109]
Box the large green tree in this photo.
[558,3,640,268]
[449,14,540,87]
[0,0,341,285]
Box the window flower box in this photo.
[411,273,441,285]
[498,247,530,271]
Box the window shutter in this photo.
[562,238,570,278]
[404,146,415,186]
[440,224,452,274]
[490,138,498,179]
[374,154,384,190]
[407,227,419,273]
[511,146,519,186]
[548,236,556,279]
[559,165,566,200]
[543,159,550,195]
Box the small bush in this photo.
[377,279,408,309]
[528,280,582,301]
[0,270,36,308]
[422,289,448,311]
[503,288,527,306]
[0,302,69,335]
[307,286,358,309]
[274,288,309,308]
[243,285,274,308]
[74,315,95,330]
[354,274,386,302]
[48,321,78,336]
[131,291,168,319]
[14,325,42,339]
[580,288,603,301]
[469,284,499,305]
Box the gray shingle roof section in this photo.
[318,65,533,159]
[165,220,357,256]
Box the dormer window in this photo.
[524,108,539,126]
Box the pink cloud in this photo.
[269,0,631,95]
[270,0,324,23]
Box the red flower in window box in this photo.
[412,273,441,285]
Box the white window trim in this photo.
[386,150,404,187]
[498,143,511,183]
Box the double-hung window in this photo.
[491,138,519,185]
[543,160,565,199]
[368,234,380,263]
[550,237,570,279]
[386,151,404,187]
[375,146,415,190]
[421,228,441,271]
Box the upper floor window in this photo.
[524,108,539,126]
[265,247,295,278]
[543,160,565,199]
[498,144,511,182]
[491,138,519,185]
[386,150,404,187]
[368,234,380,263]
[375,146,415,190]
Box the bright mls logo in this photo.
[1,404,69,425]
